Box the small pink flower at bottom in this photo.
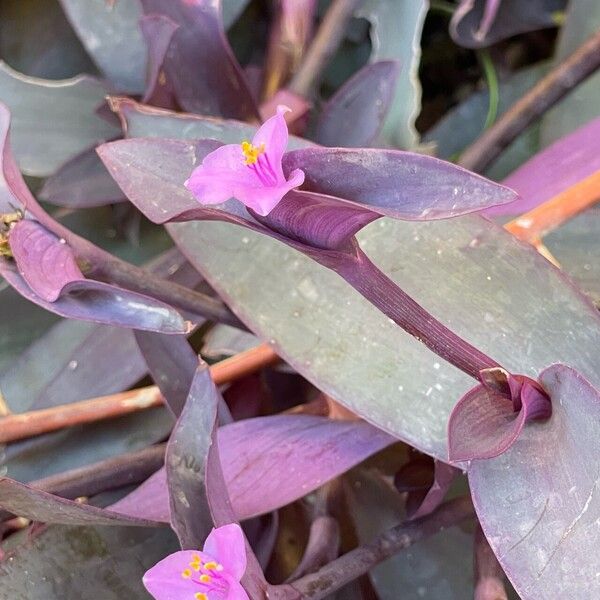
[185,105,304,216]
[143,523,249,600]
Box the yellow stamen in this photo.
[241,140,265,166]
[181,569,192,579]
[199,574,211,583]
[204,561,219,571]
[195,594,208,600]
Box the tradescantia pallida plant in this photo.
[0,1,600,599]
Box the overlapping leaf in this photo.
[111,415,395,522]
[314,61,400,147]
[0,62,118,176]
[470,365,600,599]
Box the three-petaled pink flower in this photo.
[143,523,249,600]
[185,105,305,216]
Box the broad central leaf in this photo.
[170,215,600,459]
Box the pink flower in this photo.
[185,105,305,216]
[143,523,249,600]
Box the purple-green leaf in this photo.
[110,415,395,522]
[0,478,161,527]
[139,14,179,109]
[282,147,518,220]
[314,61,400,147]
[5,219,188,333]
[134,331,199,418]
[469,364,600,599]
[448,370,551,462]
[166,365,226,547]
[139,0,258,120]
[58,0,147,93]
[39,144,126,208]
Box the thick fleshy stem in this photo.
[269,495,474,599]
[333,246,500,380]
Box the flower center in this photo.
[240,141,279,187]
[181,556,227,600]
[241,141,265,166]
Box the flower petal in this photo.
[225,578,250,600]
[203,523,246,581]
[252,105,291,174]
[143,550,212,600]
[236,173,304,217]
[186,144,261,205]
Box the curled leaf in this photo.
[448,368,551,462]
[5,220,188,333]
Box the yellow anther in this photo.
[195,594,208,600]
[241,141,265,166]
[204,561,219,571]
[199,574,211,583]
[181,569,192,579]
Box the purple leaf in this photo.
[98,138,375,251]
[0,477,161,527]
[97,138,217,224]
[166,365,233,548]
[5,219,189,333]
[254,190,379,250]
[450,0,566,48]
[0,63,118,177]
[39,143,126,208]
[448,369,551,462]
[9,219,89,302]
[409,460,459,520]
[282,147,518,220]
[486,115,600,217]
[134,331,199,418]
[469,364,600,599]
[58,0,147,93]
[139,0,258,120]
[110,96,314,149]
[111,415,395,522]
[0,257,187,334]
[314,61,400,147]
[140,14,179,109]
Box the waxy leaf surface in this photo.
[0,525,179,599]
[283,147,517,220]
[59,0,147,93]
[111,415,395,521]
[0,478,161,527]
[359,0,428,148]
[107,112,600,459]
[0,62,117,176]
[167,215,600,460]
[140,0,258,120]
[470,364,600,599]
[39,144,126,208]
[314,61,400,148]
